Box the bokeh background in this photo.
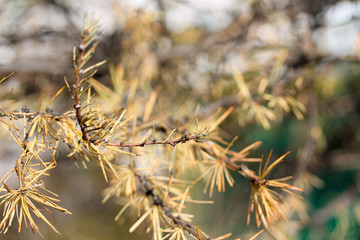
[0,0,360,239]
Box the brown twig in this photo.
[201,146,268,185]
[135,173,212,240]
[73,30,89,141]
[101,132,207,148]
[0,110,73,121]
[226,161,268,185]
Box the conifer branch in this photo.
[101,131,207,148]
[135,173,212,240]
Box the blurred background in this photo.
[0,0,360,239]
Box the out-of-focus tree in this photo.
[0,0,359,239]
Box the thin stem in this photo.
[135,173,212,240]
[73,30,89,141]
[100,132,207,148]
[228,162,268,185]
[203,147,268,185]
